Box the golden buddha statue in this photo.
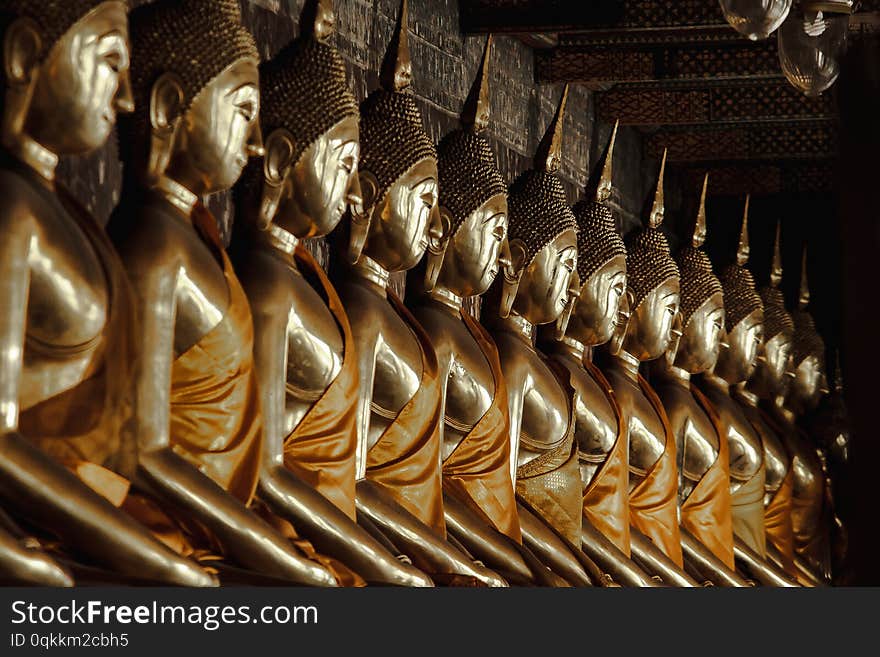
[0,0,213,586]
[595,151,700,586]
[731,222,798,577]
[753,243,831,582]
[481,86,607,587]
[108,0,336,586]
[650,176,750,587]
[533,123,656,587]
[404,37,567,586]
[331,0,504,586]
[230,0,431,587]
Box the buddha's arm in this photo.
[0,219,212,586]
[250,304,431,587]
[122,251,335,586]
[350,330,505,586]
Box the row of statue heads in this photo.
[0,0,842,588]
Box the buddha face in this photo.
[436,193,508,297]
[674,293,725,374]
[715,309,764,384]
[511,230,577,326]
[361,157,440,272]
[273,116,360,239]
[750,332,794,398]
[166,58,263,195]
[567,255,627,347]
[790,354,823,411]
[23,1,133,155]
[622,278,680,361]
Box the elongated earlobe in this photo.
[258,128,296,230]
[423,207,451,293]
[2,18,42,147]
[347,170,377,264]
[500,239,527,319]
[148,72,185,183]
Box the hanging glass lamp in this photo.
[719,0,793,40]
[778,8,848,96]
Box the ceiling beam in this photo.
[536,40,782,86]
[596,80,835,125]
[645,121,838,162]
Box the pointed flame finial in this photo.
[301,0,336,42]
[380,0,412,93]
[461,35,493,133]
[798,244,811,310]
[770,220,783,288]
[595,119,618,204]
[534,84,569,173]
[736,195,751,266]
[648,149,667,229]
[692,173,709,248]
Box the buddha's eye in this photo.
[613,282,625,296]
[237,100,256,123]
[420,191,436,210]
[104,50,122,73]
[340,154,356,174]
[493,223,506,242]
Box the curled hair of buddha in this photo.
[437,36,506,237]
[119,0,258,171]
[359,0,435,206]
[572,120,625,284]
[0,0,125,60]
[507,85,578,265]
[624,149,678,310]
[676,175,723,328]
[757,220,793,342]
[719,195,762,332]
[259,0,357,169]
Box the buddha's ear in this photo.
[665,311,684,367]
[2,18,42,142]
[347,169,378,265]
[148,72,185,182]
[423,205,452,293]
[555,269,581,340]
[256,128,295,229]
[608,289,633,356]
[500,238,527,319]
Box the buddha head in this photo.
[240,0,359,239]
[672,175,725,375]
[749,221,796,399]
[123,0,262,195]
[430,36,508,298]
[566,121,627,347]
[619,150,681,362]
[1,0,133,158]
[501,85,578,327]
[352,0,440,274]
[714,196,765,385]
[788,247,826,412]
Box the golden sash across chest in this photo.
[682,386,735,569]
[280,245,358,521]
[166,204,263,507]
[441,311,522,543]
[515,359,583,547]
[628,375,683,567]
[579,360,631,556]
[365,290,446,537]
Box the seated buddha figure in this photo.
[752,244,831,583]
[108,0,336,586]
[231,0,431,587]
[483,87,604,587]
[535,123,656,587]
[0,0,212,586]
[595,152,701,587]
[332,0,504,586]
[650,176,748,587]
[731,222,798,579]
[405,37,564,586]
